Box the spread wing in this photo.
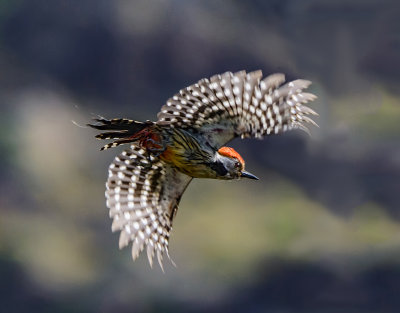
[106,145,192,269]
[157,70,318,148]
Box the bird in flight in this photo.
[89,70,317,270]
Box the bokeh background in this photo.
[1,0,400,312]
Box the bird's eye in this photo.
[234,161,241,168]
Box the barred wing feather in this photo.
[106,145,192,269]
[157,70,318,148]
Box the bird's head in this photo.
[212,147,259,180]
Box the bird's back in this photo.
[158,127,217,178]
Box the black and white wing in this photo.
[157,70,318,148]
[107,145,192,269]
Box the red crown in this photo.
[218,147,245,166]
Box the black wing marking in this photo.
[107,145,192,269]
[157,70,317,148]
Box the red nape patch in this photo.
[218,147,245,166]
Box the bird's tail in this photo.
[88,118,154,150]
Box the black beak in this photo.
[241,171,259,180]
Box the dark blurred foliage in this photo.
[0,0,400,312]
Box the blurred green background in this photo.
[0,0,400,312]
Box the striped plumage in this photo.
[107,146,191,269]
[89,70,318,269]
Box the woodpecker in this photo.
[89,70,317,269]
